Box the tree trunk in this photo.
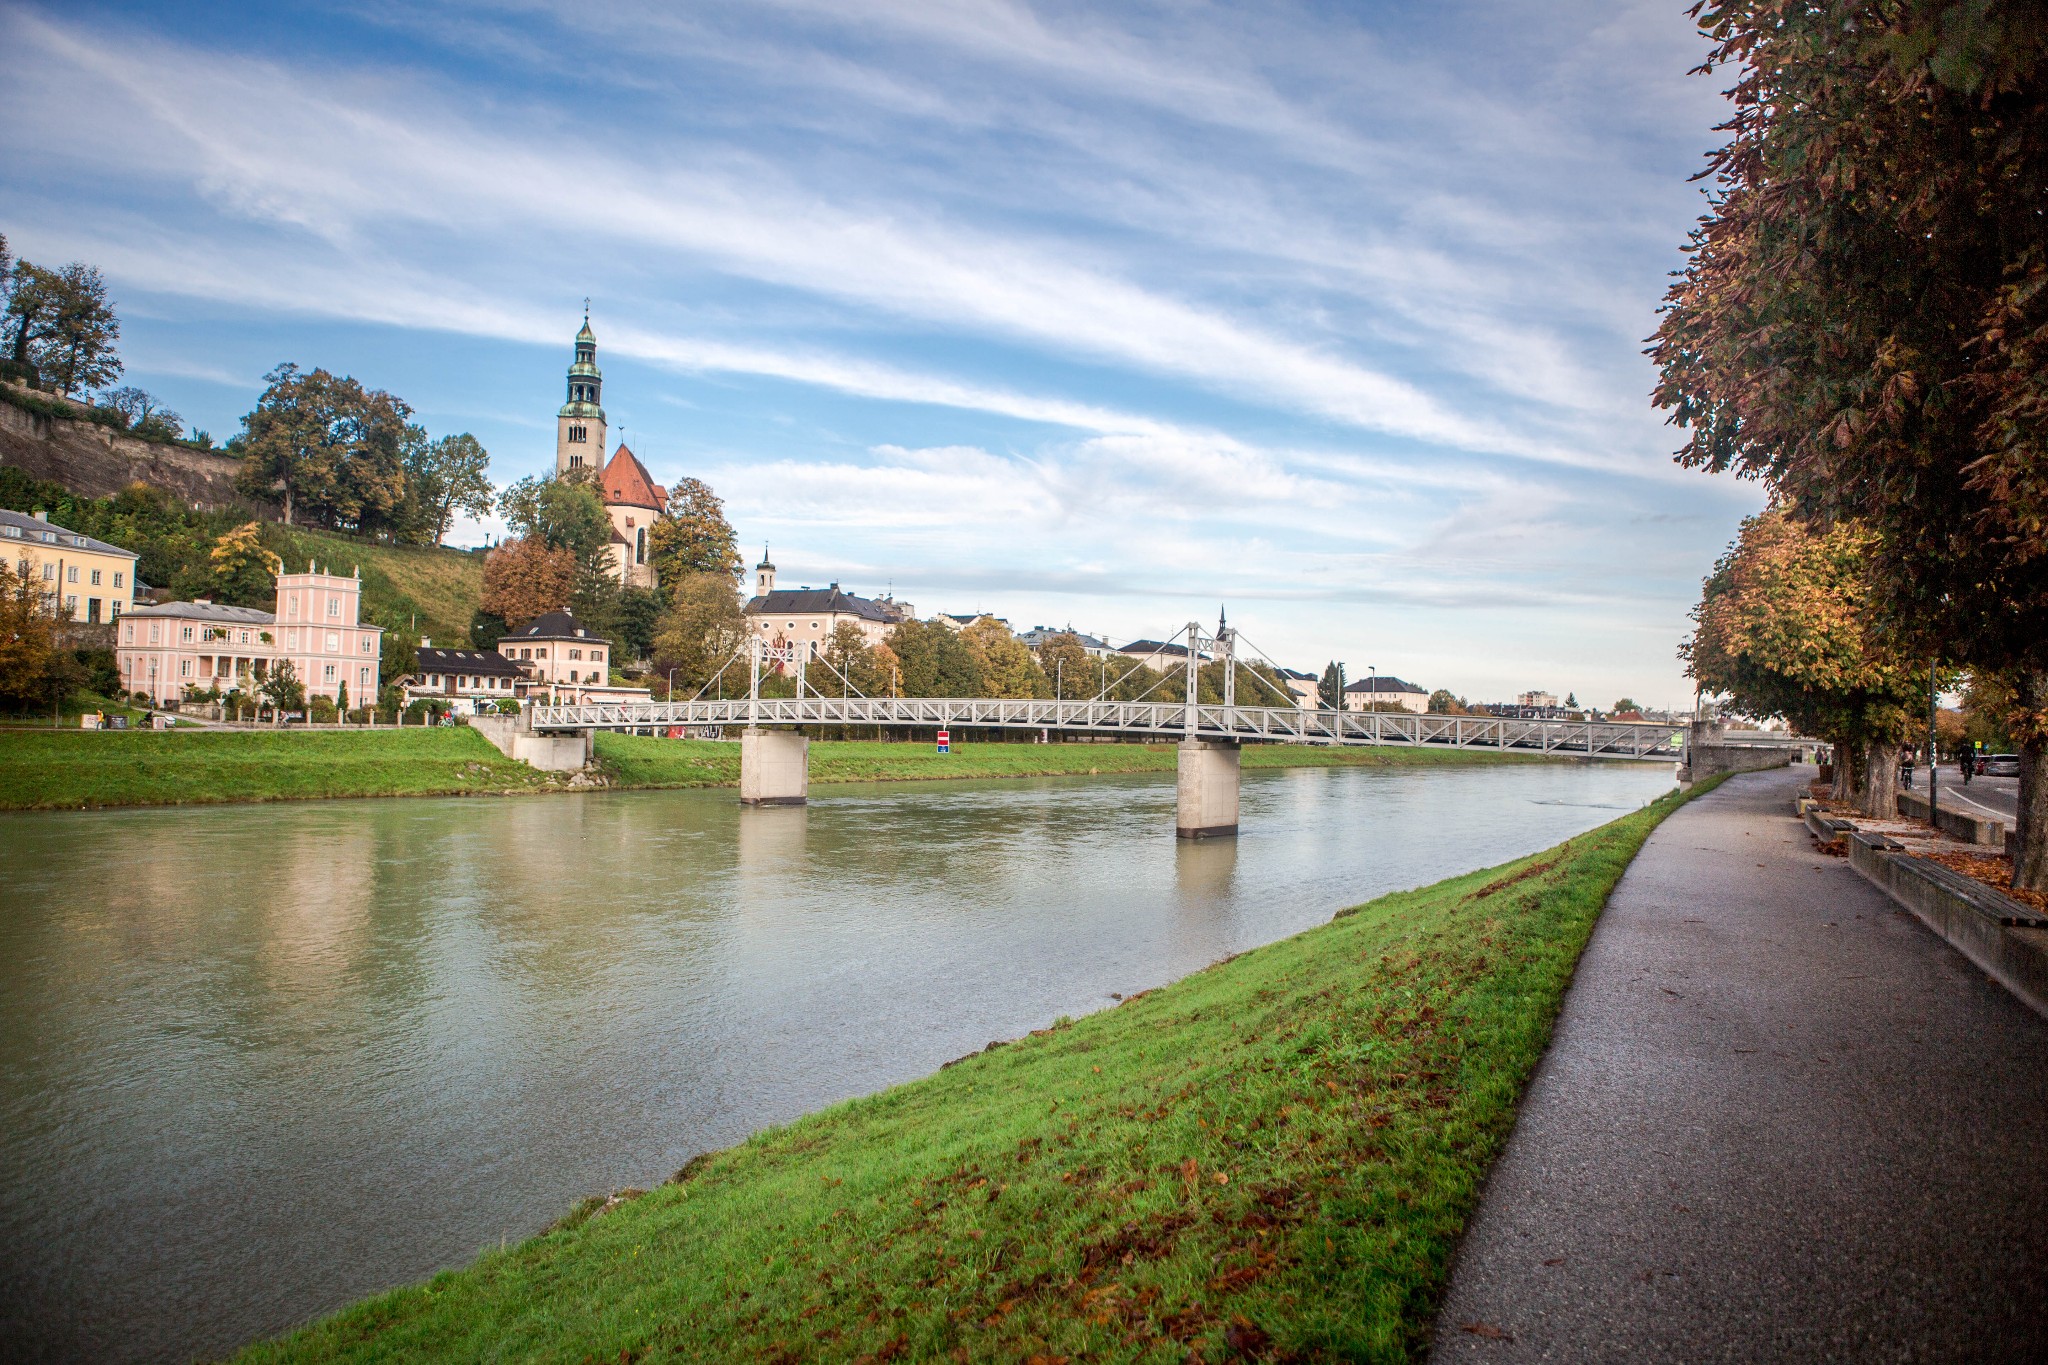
[2014,669,2048,892]
[282,483,294,528]
[1831,744,1854,802]
[1859,741,1900,819]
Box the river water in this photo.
[0,759,1674,1362]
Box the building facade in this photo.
[404,646,528,707]
[3,507,138,623]
[1343,675,1429,714]
[496,610,649,702]
[116,566,382,706]
[741,550,908,661]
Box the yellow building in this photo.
[2,507,139,623]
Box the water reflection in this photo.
[0,760,1673,1363]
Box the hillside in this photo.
[267,524,485,648]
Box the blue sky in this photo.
[0,0,1761,705]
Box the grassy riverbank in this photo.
[593,732,1543,790]
[0,728,1544,811]
[240,781,1708,1365]
[0,727,569,809]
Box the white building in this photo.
[1343,675,1429,714]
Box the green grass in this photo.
[268,525,485,646]
[593,734,1545,790]
[0,726,568,809]
[238,781,1713,1365]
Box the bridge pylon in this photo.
[739,726,809,806]
[1176,738,1240,839]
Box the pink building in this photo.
[117,566,384,707]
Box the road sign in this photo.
[937,729,951,754]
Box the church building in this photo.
[554,311,666,591]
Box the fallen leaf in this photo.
[1541,1256,1565,1267]
[1460,1321,1514,1342]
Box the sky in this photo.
[0,0,1765,707]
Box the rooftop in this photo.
[507,610,609,643]
[0,508,138,559]
[419,647,526,676]
[601,443,666,511]
[121,600,276,624]
[745,584,905,624]
[1345,675,1424,694]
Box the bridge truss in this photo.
[530,694,1692,761]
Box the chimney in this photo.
[420,636,432,648]
[194,597,212,606]
[30,508,45,521]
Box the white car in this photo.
[1979,753,2020,777]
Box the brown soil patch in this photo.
[1924,851,2048,914]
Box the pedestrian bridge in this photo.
[525,623,1785,838]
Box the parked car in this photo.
[1980,753,2020,777]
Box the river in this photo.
[0,758,1674,1362]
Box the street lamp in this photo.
[667,666,678,702]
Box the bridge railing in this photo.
[526,695,1696,760]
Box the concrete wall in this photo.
[1,385,266,511]
[1847,831,2048,1020]
[469,712,592,773]
[1678,723,1791,784]
[1895,787,2006,848]
[1175,739,1240,839]
[740,727,809,805]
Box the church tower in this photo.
[555,306,607,476]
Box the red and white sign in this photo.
[937,729,951,753]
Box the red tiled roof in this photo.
[601,443,666,511]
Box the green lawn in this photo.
[238,782,1709,1365]
[269,525,485,646]
[593,733,1543,790]
[0,726,564,809]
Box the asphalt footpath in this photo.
[1429,766,2048,1363]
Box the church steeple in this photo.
[555,302,608,476]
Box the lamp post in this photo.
[667,666,678,703]
[1928,661,1939,830]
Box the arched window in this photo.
[636,527,646,564]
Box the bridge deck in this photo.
[529,696,1698,760]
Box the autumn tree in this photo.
[5,260,121,395]
[887,619,983,697]
[0,562,66,714]
[1037,632,1094,699]
[480,536,576,628]
[648,478,741,584]
[1652,0,2048,883]
[653,571,748,695]
[1683,511,1933,816]
[962,616,1048,698]
[206,522,281,608]
[1428,689,1467,715]
[819,622,894,697]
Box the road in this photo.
[1429,765,2048,1362]
[1927,765,2018,826]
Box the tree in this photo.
[498,476,611,558]
[33,263,122,396]
[887,619,984,698]
[648,477,741,584]
[1317,661,1346,710]
[0,562,66,714]
[206,521,281,607]
[260,660,306,718]
[962,616,1048,698]
[236,364,411,531]
[1427,688,1466,715]
[1038,632,1093,700]
[403,431,493,546]
[335,679,350,717]
[1684,511,1933,816]
[1610,698,1641,715]
[615,585,665,664]
[1652,0,2048,884]
[653,571,748,694]
[98,386,183,441]
[480,536,576,628]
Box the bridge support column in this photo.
[740,727,809,806]
[1176,739,1240,839]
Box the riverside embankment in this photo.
[0,726,1547,811]
[0,760,1680,1362]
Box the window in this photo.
[288,595,299,619]
[328,597,340,618]
[42,563,54,581]
[66,565,78,583]
[569,648,582,660]
[592,650,604,663]
[150,624,160,644]
[360,668,371,690]
[90,568,102,586]
[181,625,194,642]
[109,601,121,619]
[361,636,374,654]
[323,664,335,681]
[114,571,123,588]
[180,660,192,678]
[636,527,646,564]
[521,648,531,660]
[124,624,134,644]
[0,525,14,538]
[87,598,101,623]
[15,558,26,577]
[568,424,586,443]
[325,631,339,651]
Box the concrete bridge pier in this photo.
[1176,739,1240,839]
[739,727,809,806]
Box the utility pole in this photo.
[1184,621,1202,737]
[1928,662,1939,831]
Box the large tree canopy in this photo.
[236,364,410,533]
[1653,0,2048,883]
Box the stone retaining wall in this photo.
[1895,787,2006,848]
[0,383,267,511]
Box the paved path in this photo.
[1430,766,2048,1363]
